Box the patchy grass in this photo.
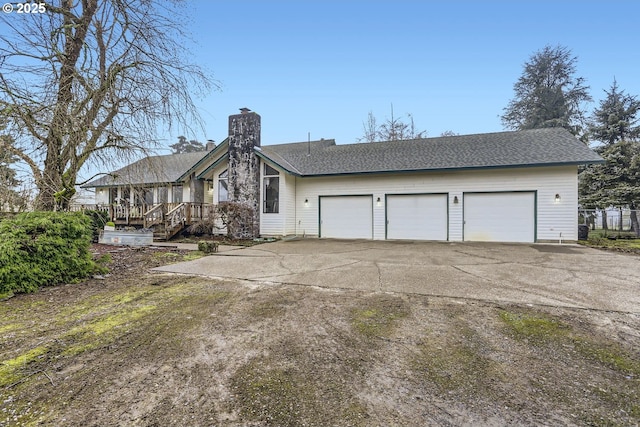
[498,310,570,343]
[153,251,207,262]
[0,346,49,387]
[350,295,409,338]
[499,308,640,425]
[62,304,157,356]
[579,230,640,252]
[573,337,640,376]
[412,315,504,399]
[500,309,640,376]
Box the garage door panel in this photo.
[464,192,535,243]
[387,194,448,240]
[320,196,372,239]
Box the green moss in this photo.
[153,251,206,262]
[499,310,569,343]
[500,309,640,376]
[412,323,503,397]
[0,322,22,335]
[0,346,49,387]
[181,251,206,261]
[63,304,157,355]
[350,296,409,338]
[154,251,181,259]
[573,338,640,376]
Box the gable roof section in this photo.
[257,128,603,177]
[82,151,207,188]
[177,138,229,182]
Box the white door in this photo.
[387,194,448,240]
[320,196,373,239]
[463,192,535,243]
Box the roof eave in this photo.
[292,160,604,178]
[176,138,229,182]
[255,149,303,176]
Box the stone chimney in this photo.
[227,108,261,238]
[206,140,216,151]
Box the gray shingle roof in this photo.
[82,151,206,188]
[257,128,603,176]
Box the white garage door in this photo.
[386,194,448,240]
[320,196,373,239]
[464,192,535,243]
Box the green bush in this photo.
[197,241,218,253]
[0,211,104,295]
[83,209,110,242]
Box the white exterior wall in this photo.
[182,177,191,203]
[284,173,297,235]
[95,188,110,204]
[259,160,294,236]
[293,166,579,242]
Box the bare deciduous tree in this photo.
[0,0,214,210]
[358,105,427,142]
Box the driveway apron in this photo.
[152,239,640,313]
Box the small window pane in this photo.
[172,185,183,203]
[264,164,279,176]
[263,177,279,213]
[144,188,154,205]
[218,179,228,202]
[218,169,229,202]
[157,186,168,203]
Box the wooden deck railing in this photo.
[70,203,215,226]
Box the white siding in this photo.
[260,160,287,236]
[95,188,109,204]
[293,166,579,242]
[283,173,297,235]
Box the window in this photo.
[109,188,118,204]
[157,186,168,203]
[143,187,154,205]
[121,187,130,204]
[263,164,279,213]
[172,185,183,203]
[218,169,229,202]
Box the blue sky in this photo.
[174,0,640,150]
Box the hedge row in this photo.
[0,211,104,295]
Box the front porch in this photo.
[70,203,217,240]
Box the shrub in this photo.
[197,241,218,253]
[83,209,110,242]
[0,211,104,295]
[217,201,257,239]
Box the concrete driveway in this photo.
[153,239,640,313]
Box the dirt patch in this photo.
[1,245,639,426]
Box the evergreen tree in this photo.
[0,135,26,211]
[502,45,591,137]
[589,79,640,146]
[169,136,205,154]
[579,140,640,235]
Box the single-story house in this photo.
[82,108,603,243]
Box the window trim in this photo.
[263,164,280,214]
[218,169,229,203]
